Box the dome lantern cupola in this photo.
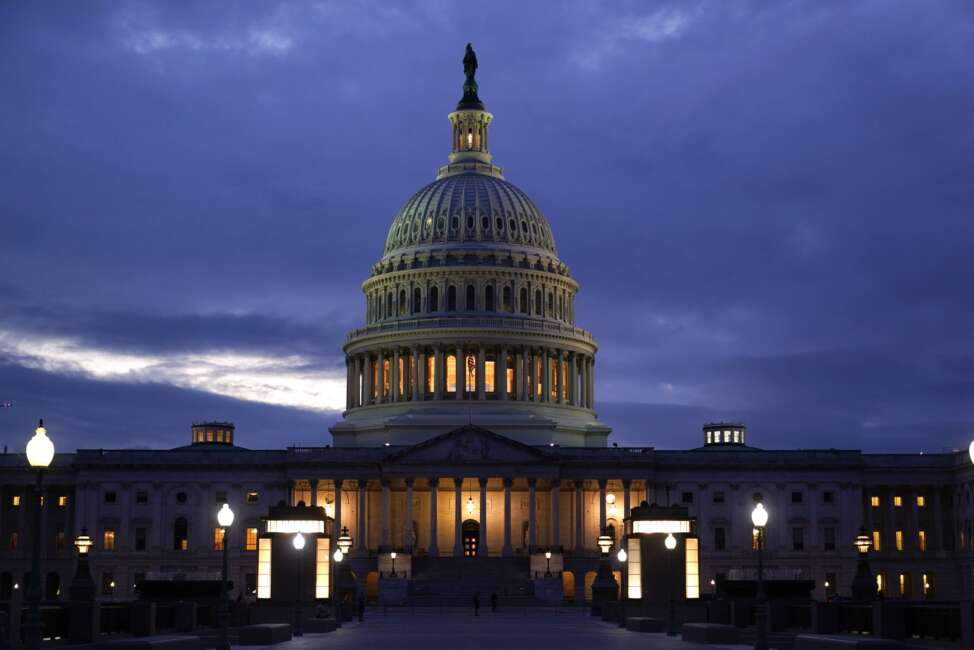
[440,44,502,179]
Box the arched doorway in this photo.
[562,571,575,604]
[462,520,480,557]
[365,571,379,603]
[583,571,597,603]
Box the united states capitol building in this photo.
[2,48,972,610]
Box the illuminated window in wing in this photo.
[446,355,457,393]
[426,355,435,393]
[485,360,495,393]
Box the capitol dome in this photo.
[331,45,610,448]
[381,172,560,261]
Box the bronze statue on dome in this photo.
[463,43,478,80]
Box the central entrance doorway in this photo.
[462,519,480,557]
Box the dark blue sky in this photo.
[2,1,973,453]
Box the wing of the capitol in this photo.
[4,46,974,641]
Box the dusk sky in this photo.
[2,1,973,453]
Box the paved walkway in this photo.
[233,608,753,650]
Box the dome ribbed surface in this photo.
[382,173,558,257]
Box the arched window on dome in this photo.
[429,286,439,312]
[503,286,512,312]
[413,288,422,314]
[535,290,543,316]
[520,288,528,314]
[485,285,495,311]
[447,286,457,311]
[386,293,393,319]
[547,292,554,315]
[466,285,476,311]
[399,290,407,316]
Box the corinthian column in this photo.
[429,478,439,556]
[476,347,486,400]
[479,477,489,556]
[541,349,550,402]
[455,345,465,399]
[498,347,509,400]
[453,477,464,557]
[502,478,513,556]
[550,479,561,547]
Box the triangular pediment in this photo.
[384,425,548,466]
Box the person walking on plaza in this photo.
[473,593,480,617]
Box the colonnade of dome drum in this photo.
[343,344,596,412]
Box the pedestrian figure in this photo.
[358,592,366,621]
[473,593,480,617]
[490,592,498,613]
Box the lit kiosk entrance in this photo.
[254,504,334,626]
[622,502,699,632]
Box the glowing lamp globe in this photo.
[616,547,627,562]
[664,533,677,550]
[333,548,344,562]
[855,528,872,555]
[390,551,397,560]
[544,551,551,559]
[217,503,234,528]
[969,439,974,465]
[337,527,353,554]
[26,419,55,468]
[74,528,93,555]
[751,503,768,528]
[292,532,306,550]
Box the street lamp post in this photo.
[664,532,678,636]
[292,533,305,637]
[851,528,875,600]
[335,527,353,623]
[216,503,234,650]
[332,545,344,627]
[591,529,619,612]
[544,550,552,577]
[615,545,628,628]
[24,419,55,650]
[751,502,769,650]
[390,551,397,578]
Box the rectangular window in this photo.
[426,355,436,393]
[870,495,880,507]
[681,492,693,504]
[485,360,496,393]
[922,573,934,596]
[685,537,699,599]
[55,530,65,551]
[9,532,18,551]
[135,527,147,551]
[895,530,903,551]
[398,357,404,396]
[823,491,834,504]
[627,537,642,599]
[791,491,803,503]
[713,491,725,504]
[876,572,885,596]
[446,354,457,392]
[824,527,836,551]
[872,530,881,552]
[103,528,116,551]
[11,495,20,507]
[257,537,272,599]
[136,490,148,504]
[792,527,804,551]
[917,495,926,507]
[58,495,67,507]
[918,530,927,552]
[214,527,225,551]
[104,491,117,503]
[894,495,902,507]
[39,495,44,507]
[246,527,258,551]
[246,491,259,503]
[315,537,331,599]
[714,527,726,551]
[215,491,227,504]
[506,365,514,394]
[898,573,909,597]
